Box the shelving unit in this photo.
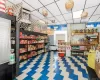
[71,27,99,56]
[19,30,48,63]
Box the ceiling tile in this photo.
[22,1,34,11]
[48,17,58,23]
[73,10,83,19]
[84,6,97,17]
[72,0,85,11]
[67,19,73,23]
[24,0,43,9]
[85,0,100,8]
[8,0,22,4]
[97,18,100,21]
[61,21,67,24]
[31,15,40,21]
[89,15,100,22]
[81,17,89,22]
[57,0,71,14]
[39,0,54,5]
[39,7,53,18]
[46,3,61,16]
[31,11,44,19]
[55,15,64,21]
[74,18,81,23]
[63,13,72,20]
[93,5,100,15]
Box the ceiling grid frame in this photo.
[54,0,68,24]
[88,3,100,22]
[80,0,87,23]
[38,0,61,23]
[7,0,100,24]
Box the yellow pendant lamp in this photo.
[81,11,88,18]
[42,9,48,17]
[65,0,74,10]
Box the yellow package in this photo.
[87,49,96,70]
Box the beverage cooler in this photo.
[0,12,16,80]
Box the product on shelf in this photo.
[37,43,44,49]
[28,40,37,44]
[20,40,27,44]
[72,28,98,33]
[28,45,36,51]
[20,48,27,53]
[28,51,37,58]
[38,50,44,54]
[19,54,27,61]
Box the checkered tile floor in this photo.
[16,51,88,80]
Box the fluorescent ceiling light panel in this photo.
[73,10,83,19]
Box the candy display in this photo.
[28,40,37,44]
[58,40,66,57]
[20,40,27,44]
[37,43,44,49]
[38,50,44,54]
[28,45,36,51]
[19,54,27,61]
[28,51,37,59]
[20,48,27,53]
[19,31,48,63]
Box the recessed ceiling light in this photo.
[73,10,83,19]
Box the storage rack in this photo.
[19,30,48,63]
[71,31,99,56]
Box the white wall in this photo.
[54,31,67,45]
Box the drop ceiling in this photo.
[8,0,100,24]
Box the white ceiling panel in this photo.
[46,3,61,16]
[24,0,43,9]
[31,15,40,21]
[48,17,58,23]
[39,0,54,5]
[8,0,22,4]
[61,21,67,24]
[57,0,71,14]
[39,7,53,18]
[74,18,81,23]
[72,0,85,11]
[97,18,100,21]
[67,19,73,23]
[85,0,100,8]
[93,5,100,15]
[84,6,97,17]
[22,1,34,11]
[89,15,100,22]
[63,13,72,20]
[81,17,89,22]
[31,11,44,19]
[55,15,64,21]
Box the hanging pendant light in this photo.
[42,9,48,17]
[81,11,88,18]
[65,0,74,10]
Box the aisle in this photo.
[16,51,88,80]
